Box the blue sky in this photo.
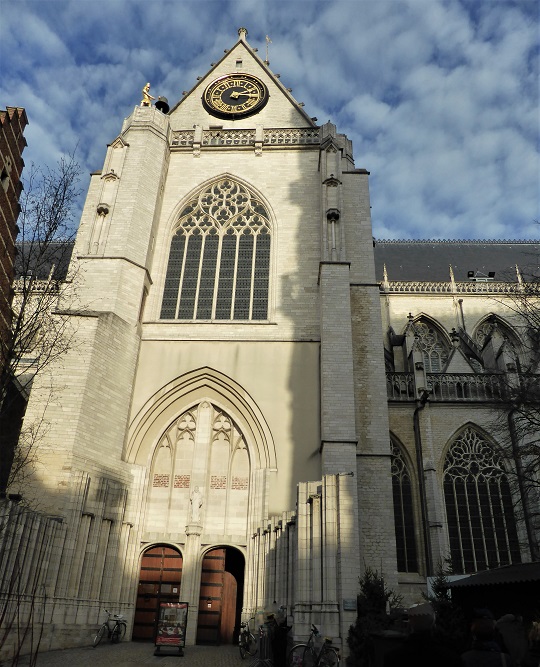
[1,0,538,240]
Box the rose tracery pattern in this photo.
[443,427,521,573]
[161,178,271,321]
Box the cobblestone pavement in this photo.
[9,642,251,667]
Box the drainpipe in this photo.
[507,407,539,561]
[413,390,433,576]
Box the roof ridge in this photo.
[374,239,540,244]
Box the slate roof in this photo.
[374,240,540,283]
[16,239,540,283]
[14,241,74,280]
[447,562,540,588]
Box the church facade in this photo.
[1,29,538,658]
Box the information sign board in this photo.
[155,601,188,650]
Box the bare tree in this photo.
[493,260,540,560]
[0,153,81,497]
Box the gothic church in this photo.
[1,28,538,658]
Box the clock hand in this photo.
[230,91,259,99]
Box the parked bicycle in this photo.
[239,617,258,659]
[93,609,127,647]
[288,624,340,666]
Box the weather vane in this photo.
[265,35,272,65]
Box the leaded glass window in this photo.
[161,178,271,321]
[443,427,521,574]
[414,321,449,372]
[391,442,419,572]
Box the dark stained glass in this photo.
[160,179,271,322]
[160,232,185,319]
[178,233,202,319]
[252,232,270,320]
[443,427,521,574]
[196,232,218,319]
[215,232,236,319]
[234,233,254,319]
[391,443,418,573]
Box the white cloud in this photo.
[1,0,538,240]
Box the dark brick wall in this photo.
[0,107,28,371]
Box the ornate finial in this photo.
[238,27,248,41]
[265,34,272,65]
[515,263,523,285]
[382,263,389,291]
[141,82,155,107]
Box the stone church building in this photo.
[1,29,538,657]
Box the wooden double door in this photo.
[133,545,183,640]
[133,545,243,645]
[196,547,242,645]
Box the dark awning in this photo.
[447,562,540,588]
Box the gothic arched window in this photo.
[414,320,449,372]
[391,441,419,572]
[474,317,521,371]
[161,178,271,321]
[443,427,521,574]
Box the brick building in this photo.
[0,107,27,374]
[1,31,538,660]
[0,107,28,495]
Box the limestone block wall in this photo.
[247,474,361,658]
[168,39,315,131]
[127,340,321,519]
[145,148,322,338]
[0,472,135,661]
[351,285,398,588]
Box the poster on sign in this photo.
[155,602,188,653]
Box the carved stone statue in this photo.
[141,82,155,107]
[189,486,203,523]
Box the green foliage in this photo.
[424,559,467,653]
[346,567,403,667]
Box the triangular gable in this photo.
[443,347,478,374]
[169,33,316,130]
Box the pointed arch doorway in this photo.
[133,545,183,640]
[196,546,245,645]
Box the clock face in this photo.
[203,74,268,118]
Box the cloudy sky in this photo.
[1,0,538,240]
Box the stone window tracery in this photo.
[391,441,418,572]
[146,402,251,536]
[475,318,520,369]
[414,321,449,372]
[160,178,271,321]
[443,427,521,574]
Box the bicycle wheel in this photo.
[112,622,126,643]
[288,644,315,667]
[319,647,340,667]
[93,624,106,648]
[239,634,247,659]
[301,646,317,667]
[244,632,257,657]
